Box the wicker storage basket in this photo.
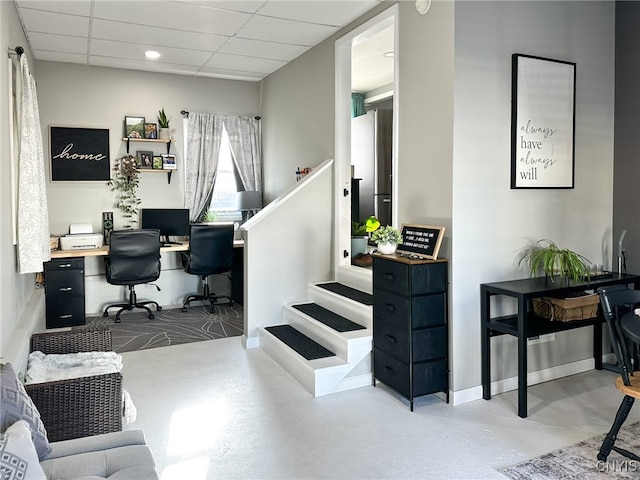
[532,293,600,322]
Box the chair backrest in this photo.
[183,223,234,276]
[598,285,640,384]
[105,229,161,286]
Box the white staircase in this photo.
[259,281,373,397]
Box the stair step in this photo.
[317,282,373,306]
[264,325,336,361]
[292,303,366,333]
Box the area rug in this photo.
[86,304,244,353]
[500,422,640,479]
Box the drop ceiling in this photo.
[13,0,386,84]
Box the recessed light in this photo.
[145,50,160,60]
[383,51,394,58]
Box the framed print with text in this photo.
[50,126,110,181]
[511,54,576,189]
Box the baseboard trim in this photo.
[451,358,596,406]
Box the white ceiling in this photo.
[13,0,387,85]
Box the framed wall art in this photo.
[511,54,576,189]
[136,150,154,169]
[50,126,110,181]
[144,123,157,139]
[124,116,145,139]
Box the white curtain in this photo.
[184,113,224,222]
[17,54,50,273]
[224,115,262,193]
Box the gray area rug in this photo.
[86,304,244,353]
[500,421,640,479]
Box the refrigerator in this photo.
[351,109,393,226]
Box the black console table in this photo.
[481,273,640,418]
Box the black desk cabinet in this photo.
[372,255,449,410]
[44,258,86,329]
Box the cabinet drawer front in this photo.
[374,348,410,397]
[412,359,447,397]
[374,290,446,329]
[45,270,85,296]
[413,326,447,362]
[373,289,410,328]
[373,257,447,295]
[45,258,84,271]
[374,320,410,362]
[46,297,85,328]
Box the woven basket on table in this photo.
[532,293,600,322]
[25,326,122,442]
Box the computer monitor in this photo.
[140,208,190,245]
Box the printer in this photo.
[59,223,104,250]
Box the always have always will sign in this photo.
[50,126,110,181]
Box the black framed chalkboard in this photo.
[50,126,110,181]
[396,224,445,260]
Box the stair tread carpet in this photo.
[292,303,366,332]
[317,282,373,306]
[265,325,336,360]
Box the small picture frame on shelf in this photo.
[162,154,176,170]
[136,150,154,169]
[144,123,157,139]
[152,155,163,169]
[124,116,145,139]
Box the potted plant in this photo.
[351,216,380,256]
[517,239,592,283]
[106,154,140,229]
[200,210,218,223]
[157,108,171,140]
[372,225,403,255]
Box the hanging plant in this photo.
[106,154,141,229]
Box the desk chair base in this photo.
[182,275,232,313]
[103,285,162,323]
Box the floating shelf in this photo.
[122,137,174,183]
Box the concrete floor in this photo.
[120,337,638,480]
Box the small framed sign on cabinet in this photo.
[396,224,445,260]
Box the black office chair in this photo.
[181,223,234,313]
[103,229,162,323]
[597,285,640,462]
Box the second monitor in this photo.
[140,208,190,245]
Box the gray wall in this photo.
[36,62,260,235]
[453,1,615,391]
[614,1,640,274]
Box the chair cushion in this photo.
[0,363,51,459]
[0,420,46,479]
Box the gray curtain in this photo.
[184,113,223,222]
[17,54,50,273]
[224,115,262,192]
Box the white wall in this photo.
[452,1,615,391]
[0,1,43,368]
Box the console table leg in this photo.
[517,308,528,418]
[481,289,491,400]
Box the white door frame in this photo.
[334,5,399,291]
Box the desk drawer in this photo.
[373,289,445,329]
[374,349,447,398]
[373,257,447,295]
[45,258,85,271]
[374,319,447,363]
[46,296,85,328]
[45,270,85,297]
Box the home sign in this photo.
[50,126,110,181]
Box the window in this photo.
[209,126,241,222]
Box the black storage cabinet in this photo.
[44,257,86,328]
[372,254,449,410]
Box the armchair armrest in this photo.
[30,327,112,354]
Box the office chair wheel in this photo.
[157,305,163,311]
[149,314,155,320]
[102,311,108,317]
[182,307,188,313]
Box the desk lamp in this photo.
[236,191,262,223]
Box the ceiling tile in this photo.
[258,1,380,26]
[238,14,337,45]
[90,39,212,66]
[91,56,201,76]
[92,19,228,52]
[93,1,250,37]
[16,0,92,17]
[205,52,286,74]
[34,50,87,64]
[28,32,88,55]
[18,8,90,36]
[175,0,266,14]
[218,37,309,62]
